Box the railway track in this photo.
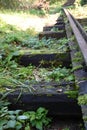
[39,8,87,130]
[63,8,87,66]
[63,8,87,130]
[5,8,87,130]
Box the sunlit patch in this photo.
[0,12,59,32]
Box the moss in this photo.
[19,49,60,55]
[72,49,83,63]
[65,90,78,99]
[72,65,83,71]
[83,116,87,121]
[0,87,6,92]
[78,94,87,105]
[72,57,83,62]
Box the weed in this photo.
[0,97,51,130]
[84,26,87,32]
[24,107,51,130]
[22,37,69,52]
[72,65,83,71]
[80,0,87,6]
[72,51,83,64]
[65,90,78,99]
[44,67,75,82]
[29,8,46,16]
[83,116,87,121]
[78,94,87,105]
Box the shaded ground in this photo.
[30,117,84,130]
[45,117,84,130]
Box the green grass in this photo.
[49,0,66,14]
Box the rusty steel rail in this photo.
[63,8,87,66]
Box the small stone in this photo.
[56,88,63,93]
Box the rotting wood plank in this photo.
[63,8,87,66]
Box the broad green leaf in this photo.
[7,120,16,128]
[16,122,22,130]
[25,123,31,130]
[67,75,74,81]
[30,114,36,121]
[37,107,47,114]
[0,119,7,126]
[14,110,22,115]
[9,115,16,120]
[17,115,28,120]
[8,111,15,115]
[36,121,43,130]
[0,127,3,130]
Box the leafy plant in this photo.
[65,90,78,99]
[0,13,73,94]
[83,116,87,121]
[0,22,72,92]
[24,107,51,130]
[44,67,75,82]
[80,0,87,5]
[0,107,51,130]
[0,66,73,87]
[1,29,36,46]
[72,51,83,64]
[29,8,46,16]
[0,95,29,130]
[78,94,87,105]
[72,65,83,71]
[0,95,51,130]
[22,37,69,52]
[0,108,28,130]
[84,25,87,32]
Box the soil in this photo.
[0,13,59,32]
[45,117,84,130]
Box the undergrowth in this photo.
[0,96,51,130]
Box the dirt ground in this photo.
[0,13,59,32]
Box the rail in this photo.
[63,8,87,66]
